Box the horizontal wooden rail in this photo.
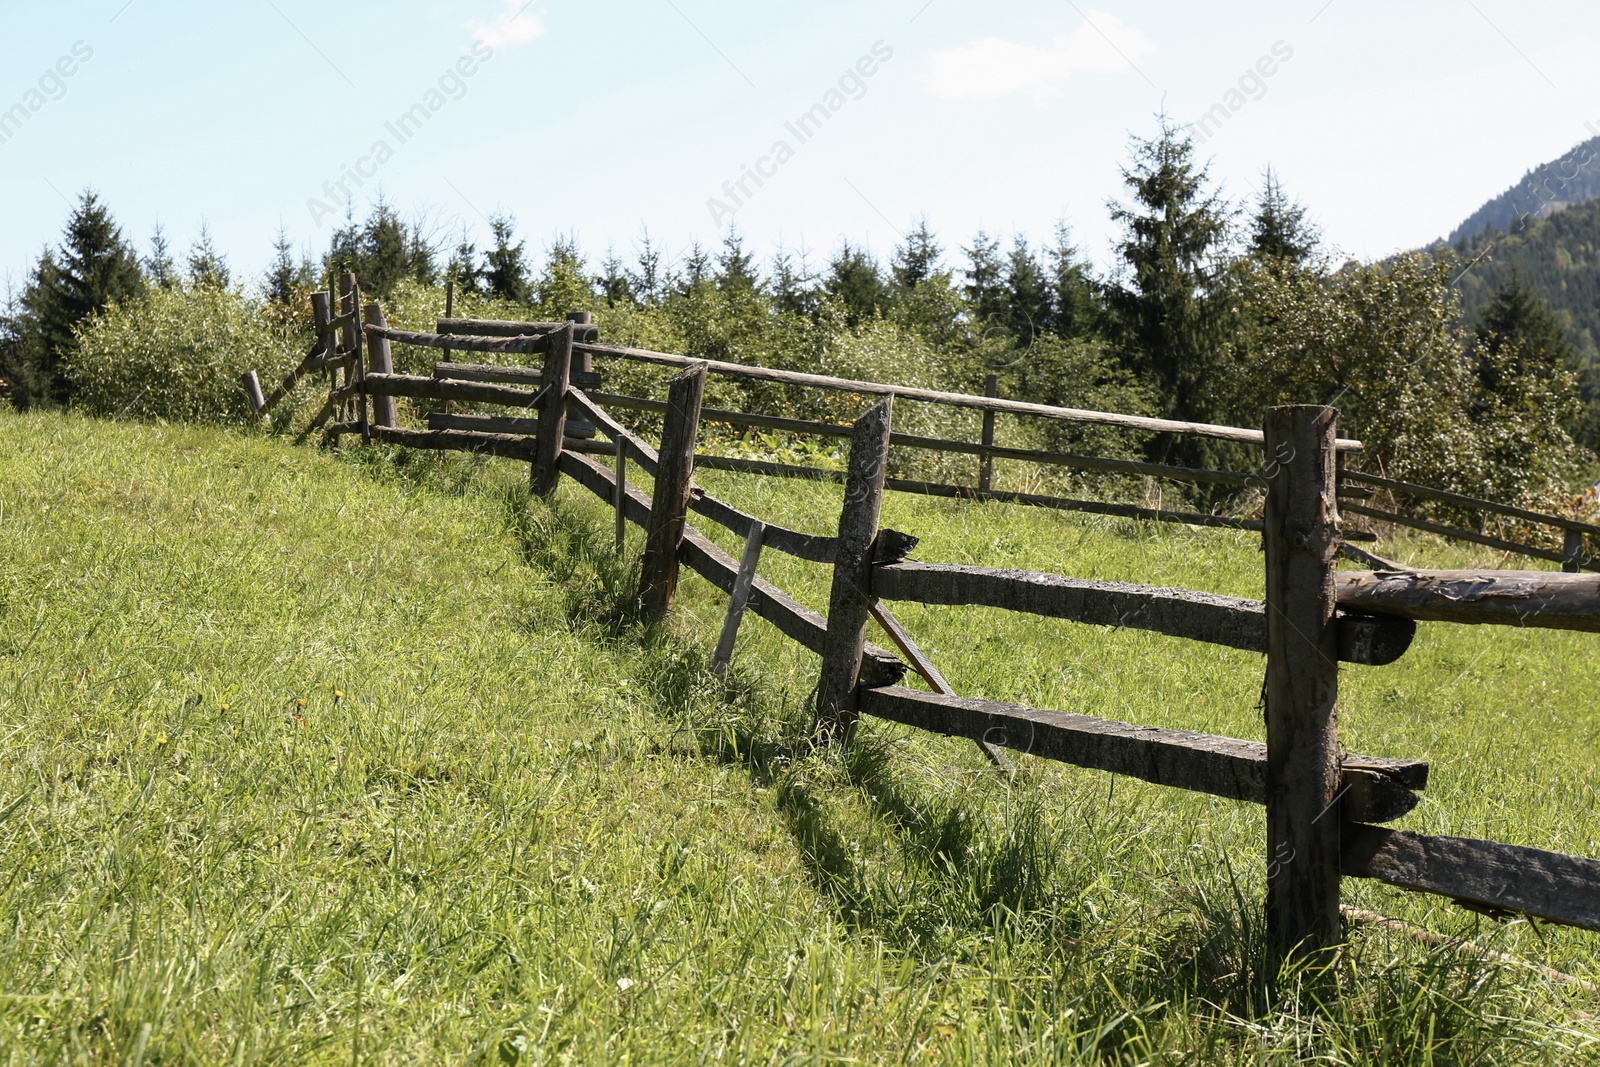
[358,373,544,410]
[1335,569,1600,631]
[307,349,356,373]
[688,492,839,565]
[1343,501,1598,571]
[1344,469,1600,538]
[434,361,604,391]
[350,426,607,460]
[365,325,550,355]
[585,389,1262,488]
[327,308,359,332]
[874,563,1417,666]
[575,342,1364,452]
[1342,825,1600,931]
[557,449,905,687]
[438,317,600,343]
[426,412,596,440]
[857,686,1423,822]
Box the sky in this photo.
[1,0,1597,292]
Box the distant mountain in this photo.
[1446,133,1600,246]
[1448,194,1600,373]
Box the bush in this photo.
[65,284,302,423]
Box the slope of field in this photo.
[2,410,1599,1064]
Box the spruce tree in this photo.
[534,234,592,318]
[771,245,820,317]
[676,242,712,295]
[891,217,943,290]
[146,224,177,289]
[629,228,664,304]
[597,245,635,307]
[1107,120,1230,444]
[1250,167,1319,263]
[1004,236,1052,340]
[1473,267,1596,449]
[1047,222,1100,339]
[825,243,887,327]
[445,226,483,296]
[483,213,532,304]
[264,224,298,305]
[715,230,760,293]
[962,230,1007,326]
[14,191,145,406]
[187,222,231,289]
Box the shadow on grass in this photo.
[490,475,1564,1062]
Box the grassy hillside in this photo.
[2,411,1600,1063]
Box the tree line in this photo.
[2,120,1590,516]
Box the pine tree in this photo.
[1107,119,1230,442]
[146,224,177,289]
[483,213,532,304]
[264,224,298,305]
[771,244,820,318]
[629,228,664,304]
[404,217,440,287]
[1004,236,1052,340]
[825,243,887,327]
[13,191,145,406]
[1250,168,1319,263]
[1047,222,1100,339]
[187,222,231,289]
[597,245,635,307]
[1473,267,1596,449]
[891,217,944,290]
[446,226,483,297]
[676,242,712,295]
[962,230,1007,325]
[534,233,592,318]
[715,229,760,293]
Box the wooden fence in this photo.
[245,290,1600,973]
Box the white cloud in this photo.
[924,12,1155,101]
[468,0,546,50]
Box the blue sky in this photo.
[1,1,1596,291]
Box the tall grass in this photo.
[0,409,1596,1063]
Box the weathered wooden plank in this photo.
[856,686,1420,821]
[361,373,543,411]
[556,450,905,687]
[438,317,600,343]
[586,390,1259,488]
[363,304,398,428]
[640,364,708,616]
[872,563,1415,666]
[1262,405,1344,966]
[426,412,595,439]
[978,374,997,492]
[364,426,606,459]
[1342,501,1591,570]
[565,388,661,476]
[432,362,604,390]
[614,440,628,555]
[575,341,1364,452]
[686,492,838,565]
[1335,569,1600,631]
[710,523,765,677]
[817,398,896,743]
[1342,825,1600,931]
[368,325,550,355]
[1343,469,1600,538]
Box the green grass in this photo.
[1,408,1598,1064]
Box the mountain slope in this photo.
[1446,133,1600,246]
[1449,193,1600,372]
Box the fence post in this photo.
[310,290,333,408]
[979,374,997,492]
[1563,528,1585,573]
[815,396,894,744]
[639,363,708,617]
[339,273,359,419]
[614,439,629,554]
[1263,404,1344,977]
[241,371,267,421]
[531,322,574,496]
[567,311,593,377]
[363,304,397,428]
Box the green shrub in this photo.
[65,284,302,423]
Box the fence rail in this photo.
[244,294,1600,982]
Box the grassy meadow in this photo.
[2,408,1599,1064]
